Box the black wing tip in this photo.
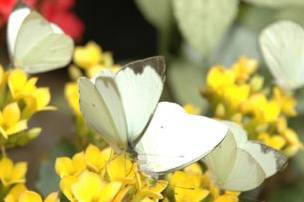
[123,55,166,76]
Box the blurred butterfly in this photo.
[7,3,74,74]
[260,21,304,90]
[79,56,229,176]
[204,121,287,191]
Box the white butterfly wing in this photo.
[206,121,287,191]
[13,11,74,73]
[204,132,238,186]
[226,121,287,178]
[260,21,304,90]
[243,142,287,178]
[7,6,31,57]
[219,148,266,191]
[135,102,228,176]
[79,77,127,152]
[205,129,266,191]
[115,56,165,145]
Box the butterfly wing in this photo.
[7,6,31,57]
[227,121,288,178]
[243,142,287,178]
[12,11,74,73]
[79,76,127,152]
[260,21,304,90]
[204,132,238,186]
[206,121,287,191]
[115,56,166,146]
[79,57,165,152]
[135,102,228,176]
[218,148,266,191]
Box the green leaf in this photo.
[295,88,304,114]
[173,0,238,57]
[135,0,173,31]
[268,182,304,202]
[168,58,208,111]
[238,4,276,32]
[36,141,75,197]
[244,0,304,8]
[209,25,261,66]
[276,7,304,27]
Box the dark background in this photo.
[75,0,158,61]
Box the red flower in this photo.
[41,0,84,42]
[0,0,36,27]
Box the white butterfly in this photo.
[79,56,229,176]
[7,3,74,74]
[260,21,304,90]
[204,121,287,191]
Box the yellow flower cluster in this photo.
[166,163,239,202]
[64,42,119,147]
[55,144,167,202]
[0,66,53,148]
[0,157,58,202]
[73,42,119,78]
[202,56,302,156]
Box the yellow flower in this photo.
[86,64,120,78]
[55,152,86,178]
[60,175,78,201]
[168,164,239,202]
[56,145,168,202]
[169,164,210,202]
[4,184,27,202]
[232,56,258,82]
[8,69,37,100]
[223,84,250,109]
[74,42,103,69]
[203,56,302,156]
[214,192,239,202]
[282,128,303,156]
[206,66,236,93]
[0,65,6,86]
[84,144,111,173]
[65,82,81,116]
[60,171,123,202]
[242,94,281,123]
[72,42,119,78]
[72,171,122,202]
[44,192,59,202]
[23,88,55,118]
[0,102,27,138]
[0,157,27,186]
[258,132,286,150]
[19,191,43,202]
[7,69,54,118]
[133,179,168,202]
[273,87,297,116]
[184,104,201,115]
[5,184,57,202]
[106,154,136,183]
